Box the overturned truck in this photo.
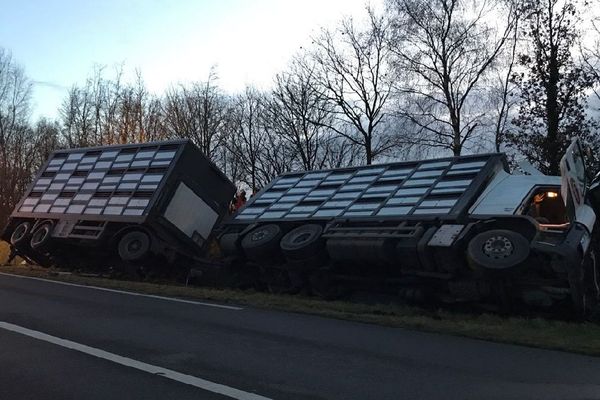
[220,140,600,316]
[1,140,235,274]
[2,139,600,316]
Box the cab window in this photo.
[523,188,568,225]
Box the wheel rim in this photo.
[293,232,311,244]
[483,235,514,259]
[251,230,267,241]
[31,226,49,246]
[128,239,142,253]
[13,226,27,241]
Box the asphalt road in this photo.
[0,273,599,400]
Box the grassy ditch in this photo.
[1,263,600,357]
[0,241,10,264]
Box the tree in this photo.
[163,69,229,159]
[488,9,521,153]
[0,48,35,227]
[265,58,336,171]
[0,49,63,227]
[59,66,166,147]
[581,17,600,106]
[310,8,395,165]
[227,87,273,192]
[388,0,518,155]
[32,118,62,167]
[508,0,598,175]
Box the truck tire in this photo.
[280,224,324,260]
[467,229,529,272]
[30,222,53,250]
[241,224,282,261]
[219,233,241,256]
[118,231,151,261]
[10,222,31,246]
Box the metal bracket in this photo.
[427,224,465,247]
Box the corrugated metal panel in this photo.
[233,154,505,223]
[14,141,186,218]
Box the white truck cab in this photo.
[459,139,599,316]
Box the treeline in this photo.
[1,0,600,228]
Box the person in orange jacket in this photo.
[235,190,247,209]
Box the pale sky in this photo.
[0,0,378,120]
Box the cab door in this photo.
[560,139,596,232]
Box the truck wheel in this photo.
[30,222,54,250]
[118,231,151,261]
[219,233,241,256]
[10,222,31,246]
[467,229,529,271]
[280,224,324,260]
[241,224,282,261]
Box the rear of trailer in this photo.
[2,140,235,271]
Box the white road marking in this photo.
[0,272,243,311]
[0,321,271,400]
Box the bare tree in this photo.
[60,85,94,147]
[0,48,32,149]
[58,65,171,147]
[388,0,518,155]
[310,8,395,165]
[265,57,337,170]
[163,69,229,159]
[319,135,362,168]
[581,17,600,105]
[115,71,149,144]
[0,48,63,227]
[0,48,32,227]
[489,9,521,152]
[227,87,270,192]
[32,118,62,167]
[258,121,295,186]
[143,96,165,142]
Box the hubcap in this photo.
[128,239,142,252]
[293,232,311,244]
[483,235,513,259]
[32,227,48,245]
[15,227,26,240]
[252,230,267,241]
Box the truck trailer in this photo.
[1,139,235,275]
[219,140,600,316]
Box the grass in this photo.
[0,241,10,265]
[1,260,600,357]
[0,241,23,266]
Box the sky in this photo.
[0,0,377,120]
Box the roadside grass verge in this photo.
[0,242,10,264]
[1,263,600,357]
[0,241,23,265]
